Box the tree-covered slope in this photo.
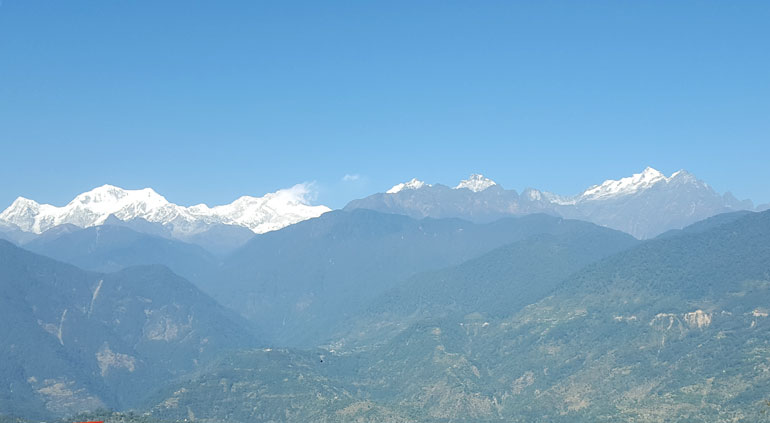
[348,210,770,422]
[142,210,770,422]
[215,209,630,346]
[142,348,415,423]
[0,241,258,420]
[328,224,637,351]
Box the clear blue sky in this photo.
[1,1,768,209]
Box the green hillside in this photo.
[0,241,259,420]
[139,210,770,422]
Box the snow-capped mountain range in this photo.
[0,167,761,244]
[348,167,757,239]
[524,167,712,206]
[384,167,706,204]
[580,167,675,201]
[0,184,331,237]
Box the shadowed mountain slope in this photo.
[0,241,258,420]
[215,209,635,346]
[144,210,770,422]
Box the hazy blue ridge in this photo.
[213,209,631,346]
[0,240,260,420]
[23,224,221,286]
[140,210,770,422]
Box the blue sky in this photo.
[1,1,768,209]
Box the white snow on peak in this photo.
[524,188,569,204]
[387,178,429,194]
[0,184,330,235]
[454,174,497,192]
[525,189,542,201]
[188,184,330,234]
[541,191,576,206]
[578,167,688,201]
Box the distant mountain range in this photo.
[0,184,330,253]
[0,206,637,351]
[0,168,763,246]
[22,224,220,283]
[346,167,758,238]
[2,167,770,422]
[3,203,770,421]
[213,210,636,347]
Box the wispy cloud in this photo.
[274,182,320,205]
[342,174,361,182]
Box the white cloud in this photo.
[342,174,361,182]
[273,182,319,205]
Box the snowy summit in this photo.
[454,174,497,192]
[578,167,694,201]
[387,178,429,194]
[0,184,330,235]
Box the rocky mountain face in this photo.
[345,167,756,239]
[0,221,36,245]
[0,241,258,420]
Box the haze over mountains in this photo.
[348,167,758,239]
[2,167,770,422]
[0,241,258,419]
[130,209,770,422]
[0,167,759,246]
[214,211,637,347]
